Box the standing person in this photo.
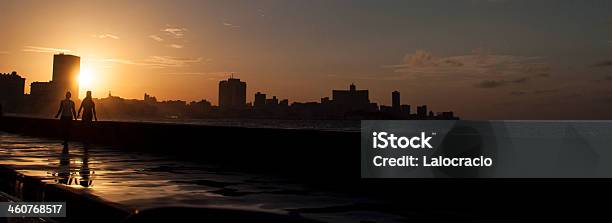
[55,92,77,146]
[77,91,97,144]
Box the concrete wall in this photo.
[0,116,361,179]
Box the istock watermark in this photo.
[361,120,612,178]
[369,131,493,168]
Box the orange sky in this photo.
[1,0,612,119]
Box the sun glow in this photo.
[79,66,95,91]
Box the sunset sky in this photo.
[1,0,612,119]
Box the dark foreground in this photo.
[0,116,611,222]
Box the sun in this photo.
[79,66,95,90]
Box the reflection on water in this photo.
[80,145,94,187]
[0,132,407,223]
[7,115,361,132]
[51,145,94,187]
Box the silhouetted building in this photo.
[380,105,393,113]
[157,100,187,118]
[254,92,266,109]
[392,91,400,111]
[400,104,410,114]
[290,101,325,118]
[28,81,59,115]
[437,111,455,119]
[266,96,279,106]
[144,93,158,103]
[417,105,428,118]
[218,77,246,111]
[0,71,25,112]
[96,93,158,119]
[279,99,289,107]
[30,82,55,100]
[321,97,330,104]
[51,53,80,100]
[332,83,375,113]
[251,91,290,117]
[187,100,212,117]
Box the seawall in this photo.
[0,116,360,179]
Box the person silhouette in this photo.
[77,91,98,122]
[55,91,77,146]
[77,91,97,144]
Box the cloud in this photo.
[149,35,164,42]
[399,50,436,67]
[385,49,547,81]
[165,71,234,80]
[475,80,507,88]
[511,77,529,83]
[166,71,238,81]
[144,56,203,68]
[222,22,241,28]
[165,71,228,76]
[97,58,139,65]
[161,27,187,38]
[384,50,550,74]
[22,46,72,53]
[532,89,559,94]
[97,56,203,68]
[522,63,551,74]
[510,91,527,96]
[92,33,119,39]
[474,75,548,88]
[591,60,612,67]
[511,89,560,96]
[165,72,208,75]
[169,44,183,49]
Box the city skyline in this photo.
[1,0,612,119]
[2,54,458,121]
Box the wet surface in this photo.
[6,115,361,132]
[0,132,406,223]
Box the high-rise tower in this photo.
[218,77,246,111]
[392,91,400,111]
[52,53,80,99]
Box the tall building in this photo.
[51,53,80,99]
[218,77,246,110]
[0,71,25,111]
[417,105,428,118]
[392,91,400,111]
